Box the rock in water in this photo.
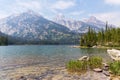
[78,56,88,61]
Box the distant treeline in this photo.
[0,36,8,45]
[80,23,120,47]
[8,38,80,45]
[0,34,80,45]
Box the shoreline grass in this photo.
[66,60,87,74]
[66,56,103,74]
[66,56,120,77]
[89,56,103,69]
[109,61,120,76]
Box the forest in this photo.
[0,36,8,45]
[80,24,120,47]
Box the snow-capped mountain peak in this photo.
[84,16,103,24]
[53,15,114,33]
[54,14,66,21]
[89,16,97,20]
[0,11,116,44]
[0,11,74,41]
[86,16,97,23]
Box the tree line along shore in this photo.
[80,23,120,48]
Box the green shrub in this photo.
[66,60,87,73]
[66,56,103,73]
[109,61,120,75]
[89,56,102,69]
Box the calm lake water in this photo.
[0,45,111,70]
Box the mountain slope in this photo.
[0,31,6,36]
[0,11,80,44]
[53,15,113,33]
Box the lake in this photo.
[0,45,111,71]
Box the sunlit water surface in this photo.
[0,45,111,70]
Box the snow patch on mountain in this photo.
[53,14,115,33]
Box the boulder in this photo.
[78,56,89,61]
[102,63,109,67]
[103,66,109,71]
[92,45,97,48]
[93,68,102,72]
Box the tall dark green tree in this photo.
[80,27,97,47]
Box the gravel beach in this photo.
[0,64,110,80]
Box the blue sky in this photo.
[0,0,120,26]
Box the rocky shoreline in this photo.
[0,64,111,80]
[0,55,120,80]
[71,45,120,50]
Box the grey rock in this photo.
[103,71,110,76]
[103,66,109,71]
[103,63,109,67]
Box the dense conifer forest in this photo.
[80,23,120,47]
[0,36,8,45]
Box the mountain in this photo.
[53,15,114,33]
[0,11,80,44]
[83,16,107,29]
[0,31,6,36]
[54,14,88,33]
[0,11,115,45]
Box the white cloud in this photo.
[0,11,10,19]
[51,1,75,10]
[0,14,8,19]
[0,0,43,19]
[104,0,120,5]
[90,12,120,26]
[16,1,42,11]
[10,0,42,13]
